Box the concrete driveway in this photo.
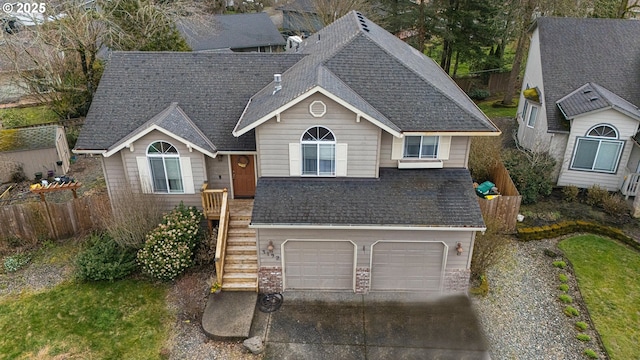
[250,292,489,360]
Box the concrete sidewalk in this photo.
[249,292,489,360]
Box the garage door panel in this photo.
[371,241,445,292]
[284,241,355,290]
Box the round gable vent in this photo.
[309,100,327,118]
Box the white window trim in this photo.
[525,103,539,128]
[300,126,337,177]
[146,141,186,194]
[569,124,624,174]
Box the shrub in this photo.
[471,219,511,278]
[584,349,598,359]
[562,185,580,202]
[194,228,217,265]
[586,185,609,207]
[502,148,555,204]
[469,137,502,183]
[468,88,490,100]
[559,273,568,283]
[544,249,558,258]
[553,260,567,269]
[558,284,569,292]
[577,333,591,342]
[575,321,588,331]
[564,305,579,317]
[558,294,573,303]
[601,193,630,217]
[137,203,202,281]
[106,186,167,249]
[75,233,137,282]
[469,274,489,296]
[3,253,31,272]
[10,165,27,183]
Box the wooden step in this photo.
[227,236,256,246]
[226,245,257,255]
[224,263,258,272]
[228,228,256,237]
[225,254,257,264]
[229,219,251,228]
[229,215,252,222]
[223,272,257,282]
[222,281,258,291]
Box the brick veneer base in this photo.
[444,268,471,293]
[258,266,283,293]
[355,267,370,294]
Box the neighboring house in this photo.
[0,125,70,182]
[176,13,285,53]
[278,0,323,36]
[516,17,640,195]
[74,12,500,295]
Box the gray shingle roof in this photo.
[536,17,640,132]
[234,11,498,135]
[557,83,640,121]
[251,168,485,228]
[75,52,303,152]
[0,125,58,152]
[107,102,217,155]
[176,13,285,51]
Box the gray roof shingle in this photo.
[75,52,304,151]
[536,17,640,132]
[557,83,640,121]
[176,13,285,51]
[251,168,485,228]
[234,11,498,135]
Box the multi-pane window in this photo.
[301,126,335,176]
[147,141,184,193]
[570,125,624,173]
[403,136,439,159]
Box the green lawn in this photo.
[0,106,59,129]
[558,235,640,360]
[0,280,171,359]
[476,99,518,119]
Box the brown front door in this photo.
[231,155,256,198]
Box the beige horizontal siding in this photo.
[256,228,474,269]
[205,155,231,190]
[256,93,380,178]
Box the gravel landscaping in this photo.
[472,237,606,360]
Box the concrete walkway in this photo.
[202,291,257,339]
[249,292,490,360]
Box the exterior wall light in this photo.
[456,242,463,256]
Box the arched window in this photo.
[147,141,184,193]
[570,124,624,173]
[301,126,335,176]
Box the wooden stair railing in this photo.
[214,189,230,287]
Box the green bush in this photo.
[553,260,567,269]
[564,305,579,317]
[502,148,555,204]
[562,185,580,202]
[559,273,568,283]
[575,321,588,331]
[3,253,31,273]
[583,349,598,359]
[468,88,491,100]
[75,233,137,282]
[577,333,591,342]
[558,284,569,292]
[137,203,202,281]
[586,185,609,207]
[558,294,573,303]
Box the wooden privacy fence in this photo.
[477,163,522,233]
[0,194,111,241]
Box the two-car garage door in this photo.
[282,240,446,292]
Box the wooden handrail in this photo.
[201,184,227,220]
[214,189,230,286]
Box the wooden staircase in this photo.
[221,214,258,291]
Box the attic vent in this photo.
[273,74,282,95]
[583,89,592,94]
[309,100,327,117]
[589,96,599,102]
[358,18,370,32]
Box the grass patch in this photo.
[558,284,569,292]
[476,99,518,119]
[577,333,592,342]
[0,106,59,128]
[0,279,171,359]
[559,235,640,360]
[584,348,598,358]
[558,294,573,304]
[553,260,567,269]
[559,273,568,283]
[564,305,579,317]
[576,321,588,331]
